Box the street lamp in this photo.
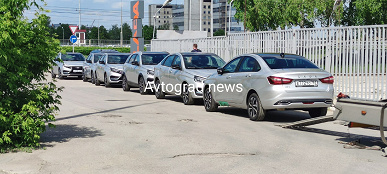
[61,26,64,45]
[153,0,172,40]
[228,0,234,36]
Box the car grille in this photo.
[72,66,82,70]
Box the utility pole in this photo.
[210,0,213,37]
[79,0,81,46]
[244,0,246,32]
[120,0,123,47]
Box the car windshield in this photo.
[142,54,168,65]
[62,54,85,61]
[183,54,225,69]
[260,55,319,69]
[107,55,129,64]
[94,54,104,63]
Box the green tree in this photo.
[143,25,154,40]
[98,25,109,40]
[0,0,61,150]
[122,22,132,40]
[173,25,179,31]
[214,29,225,36]
[342,0,387,26]
[158,23,170,30]
[109,24,120,40]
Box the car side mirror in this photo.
[131,61,139,66]
[217,68,224,75]
[172,64,181,70]
[99,60,105,64]
[87,60,92,63]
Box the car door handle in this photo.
[226,76,231,79]
[246,74,252,77]
[169,70,173,73]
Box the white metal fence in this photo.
[151,25,387,100]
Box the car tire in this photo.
[139,76,148,95]
[91,72,95,84]
[82,71,88,82]
[203,87,218,112]
[51,69,56,78]
[247,93,266,121]
[181,83,195,105]
[309,107,328,118]
[104,74,111,88]
[95,73,100,86]
[155,79,165,99]
[122,75,130,91]
[58,68,64,79]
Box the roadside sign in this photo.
[69,25,78,35]
[70,35,77,44]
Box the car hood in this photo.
[108,64,124,70]
[63,61,84,66]
[185,69,218,78]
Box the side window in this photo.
[99,55,106,64]
[172,55,181,66]
[162,55,175,67]
[134,55,140,63]
[126,54,135,63]
[86,55,91,61]
[223,57,242,73]
[238,57,260,72]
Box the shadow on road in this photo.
[40,124,103,146]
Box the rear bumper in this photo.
[270,98,333,110]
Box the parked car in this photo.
[52,52,85,79]
[154,52,226,105]
[203,53,334,121]
[83,49,119,83]
[94,53,131,87]
[122,51,169,94]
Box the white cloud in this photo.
[111,2,130,9]
[93,0,108,3]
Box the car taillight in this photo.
[267,76,293,85]
[320,76,334,84]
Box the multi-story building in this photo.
[149,4,173,30]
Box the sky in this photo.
[25,0,185,29]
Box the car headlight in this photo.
[110,67,123,74]
[194,75,206,82]
[147,69,154,75]
[63,65,71,69]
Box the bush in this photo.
[0,0,61,151]
[62,46,131,55]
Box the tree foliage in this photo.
[214,29,225,36]
[342,0,387,26]
[0,0,61,151]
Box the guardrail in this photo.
[151,25,387,100]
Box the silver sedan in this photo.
[154,53,225,105]
[95,53,131,87]
[52,52,85,79]
[203,53,334,121]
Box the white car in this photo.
[203,53,334,121]
[83,49,119,83]
[52,52,85,79]
[154,52,225,105]
[122,52,169,94]
[94,53,131,87]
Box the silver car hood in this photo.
[185,69,218,78]
[109,64,124,70]
[63,61,84,66]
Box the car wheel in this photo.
[95,73,100,86]
[51,69,56,78]
[181,83,195,105]
[247,93,266,121]
[122,75,130,91]
[203,87,218,112]
[58,68,64,79]
[139,76,148,95]
[82,71,88,82]
[91,72,95,84]
[104,74,111,88]
[155,79,165,99]
[309,107,328,118]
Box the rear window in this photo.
[107,55,129,64]
[62,54,85,61]
[260,55,319,69]
[183,54,225,69]
[142,54,168,65]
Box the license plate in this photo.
[73,70,82,73]
[295,80,318,87]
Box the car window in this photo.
[142,54,168,65]
[223,57,242,73]
[134,55,140,63]
[94,54,104,63]
[126,54,135,63]
[260,55,319,69]
[183,54,225,69]
[172,55,181,66]
[62,54,85,61]
[107,55,129,64]
[162,55,175,67]
[99,55,106,64]
[238,57,261,72]
[86,55,92,61]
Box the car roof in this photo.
[179,52,217,56]
[103,53,131,55]
[140,51,169,54]
[254,53,300,57]
[65,52,82,54]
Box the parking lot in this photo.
[1,77,387,173]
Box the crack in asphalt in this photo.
[171,152,257,158]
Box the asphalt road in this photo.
[1,76,387,173]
